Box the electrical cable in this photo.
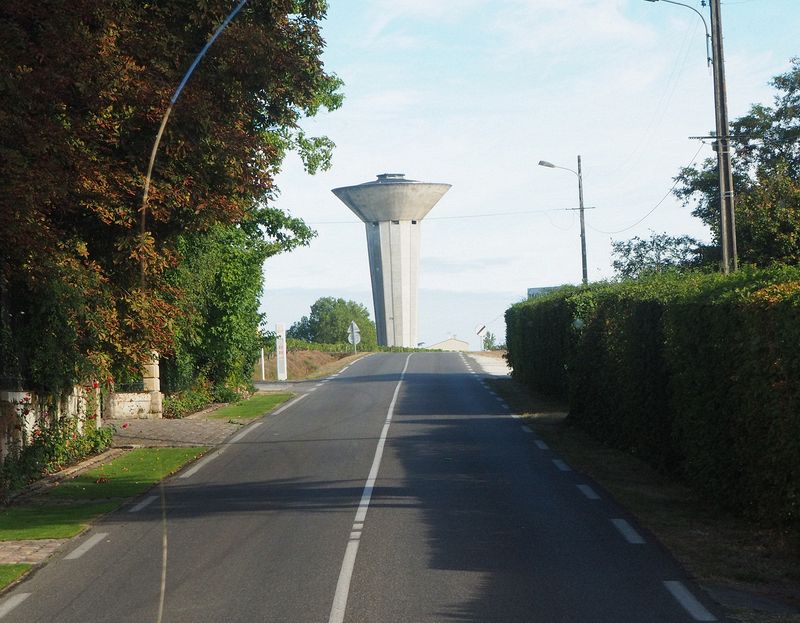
[587,141,707,235]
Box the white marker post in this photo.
[276,323,288,381]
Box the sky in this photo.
[261,0,799,350]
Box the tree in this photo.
[482,331,497,351]
[611,232,704,279]
[289,297,377,349]
[0,1,341,392]
[674,59,800,267]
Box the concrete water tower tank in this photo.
[332,173,451,347]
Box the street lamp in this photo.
[645,0,737,273]
[538,156,588,285]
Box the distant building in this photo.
[429,337,470,352]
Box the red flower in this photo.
[122,422,129,429]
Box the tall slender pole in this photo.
[577,155,588,285]
[709,0,737,272]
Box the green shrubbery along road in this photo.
[506,266,800,528]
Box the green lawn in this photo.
[208,393,293,420]
[0,502,119,541]
[47,447,208,500]
[0,447,208,541]
[0,564,31,590]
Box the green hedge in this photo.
[506,267,800,526]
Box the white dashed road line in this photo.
[0,594,31,619]
[521,425,533,434]
[663,581,717,621]
[577,484,600,500]
[129,495,158,513]
[552,459,572,472]
[535,440,549,450]
[65,533,108,560]
[611,518,645,544]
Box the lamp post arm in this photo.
[648,0,712,66]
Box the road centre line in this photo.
[0,594,30,619]
[129,495,158,513]
[663,581,717,621]
[611,518,645,544]
[577,484,600,500]
[65,533,108,560]
[328,354,413,623]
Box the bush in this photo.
[0,417,114,497]
[505,267,800,527]
[162,384,214,419]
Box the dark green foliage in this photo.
[675,59,800,266]
[288,297,377,349]
[506,268,800,527]
[611,231,704,279]
[162,384,214,419]
[1,419,114,497]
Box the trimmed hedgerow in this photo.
[505,267,800,527]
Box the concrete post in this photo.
[142,351,163,418]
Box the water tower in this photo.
[332,173,451,347]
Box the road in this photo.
[0,352,724,622]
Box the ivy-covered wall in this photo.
[505,267,800,527]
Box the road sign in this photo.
[347,321,361,346]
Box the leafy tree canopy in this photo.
[288,297,377,349]
[0,0,341,391]
[674,59,800,267]
[611,231,704,279]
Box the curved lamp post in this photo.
[645,0,737,273]
[538,157,588,285]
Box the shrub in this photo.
[506,267,800,527]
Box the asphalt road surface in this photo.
[0,352,725,622]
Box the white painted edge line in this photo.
[611,518,645,544]
[328,354,412,623]
[129,495,158,513]
[230,421,263,443]
[577,484,600,500]
[0,593,31,619]
[535,440,549,450]
[510,414,521,419]
[552,459,571,472]
[65,532,108,560]
[179,448,223,479]
[272,393,308,416]
[663,581,717,621]
[521,425,533,434]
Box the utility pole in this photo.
[709,0,737,273]
[577,155,588,285]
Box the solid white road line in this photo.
[611,518,645,544]
[129,495,158,513]
[552,459,572,472]
[577,484,600,500]
[510,414,521,419]
[65,533,108,560]
[535,440,549,450]
[0,594,31,619]
[663,581,717,621]
[328,354,413,623]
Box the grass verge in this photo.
[208,392,293,420]
[485,376,800,623]
[0,447,208,541]
[0,565,31,590]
